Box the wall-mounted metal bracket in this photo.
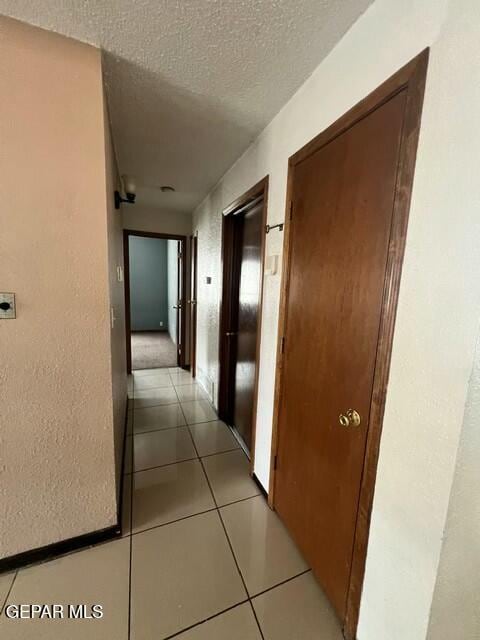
[265,223,284,234]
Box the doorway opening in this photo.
[269,51,428,639]
[218,177,268,460]
[123,230,187,373]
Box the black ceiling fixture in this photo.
[115,176,137,210]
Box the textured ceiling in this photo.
[0,0,372,212]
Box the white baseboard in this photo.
[196,367,217,408]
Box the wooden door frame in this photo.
[123,229,188,374]
[175,241,182,350]
[218,176,269,468]
[268,50,429,640]
[189,234,198,378]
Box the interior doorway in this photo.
[123,230,187,373]
[218,178,268,458]
[269,52,428,639]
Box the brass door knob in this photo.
[339,409,361,427]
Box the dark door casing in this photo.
[231,201,264,451]
[123,230,188,373]
[218,179,268,456]
[190,235,198,377]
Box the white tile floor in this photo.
[0,368,342,639]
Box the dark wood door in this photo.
[230,201,263,451]
[190,235,198,377]
[275,91,407,618]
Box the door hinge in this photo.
[273,454,278,471]
[289,201,293,221]
[280,336,285,354]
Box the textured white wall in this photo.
[0,17,118,558]
[427,332,480,640]
[193,0,480,638]
[193,197,224,399]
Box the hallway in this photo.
[0,367,341,639]
[3,4,479,637]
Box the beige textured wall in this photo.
[0,17,118,558]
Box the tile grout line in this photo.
[126,445,243,478]
[129,487,262,538]
[134,384,174,391]
[214,502,265,640]
[128,454,198,476]
[161,599,251,640]
[178,383,266,640]
[129,493,262,538]
[175,384,263,636]
[132,416,222,438]
[182,377,266,639]
[251,568,312,599]
[130,423,187,436]
[134,398,217,415]
[131,507,218,538]
[199,453,266,640]
[132,400,179,410]
[0,571,17,614]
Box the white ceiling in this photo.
[0,0,372,212]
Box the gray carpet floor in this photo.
[131,331,177,370]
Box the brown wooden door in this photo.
[231,201,264,451]
[275,91,407,618]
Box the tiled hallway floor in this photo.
[0,368,342,639]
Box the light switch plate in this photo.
[265,254,279,276]
[0,292,16,319]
